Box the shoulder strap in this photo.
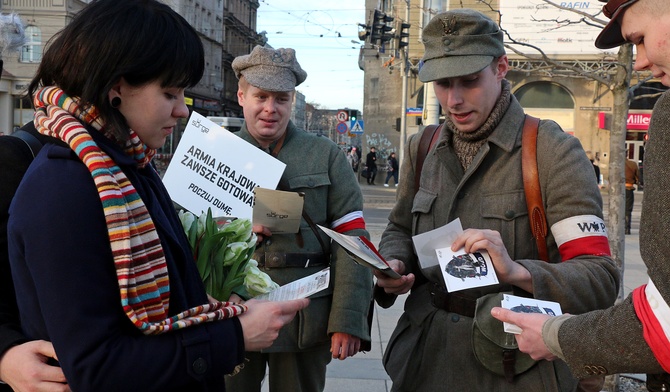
[12,129,43,158]
[414,124,442,194]
[521,115,549,262]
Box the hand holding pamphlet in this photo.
[317,225,401,279]
[255,268,330,301]
[500,294,562,334]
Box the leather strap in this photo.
[428,282,476,318]
[521,115,549,262]
[255,251,328,268]
[12,129,43,158]
[502,349,517,383]
[414,124,441,194]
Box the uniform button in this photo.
[451,314,460,322]
[457,192,465,200]
[265,239,272,246]
[271,256,280,263]
[192,357,208,375]
[583,365,596,375]
[505,210,515,219]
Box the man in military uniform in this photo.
[224,45,373,392]
[373,9,618,392]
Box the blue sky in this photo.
[257,0,366,111]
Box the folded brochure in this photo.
[317,225,401,279]
[255,268,330,301]
[501,293,562,334]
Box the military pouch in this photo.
[472,292,537,383]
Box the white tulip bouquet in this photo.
[178,208,279,301]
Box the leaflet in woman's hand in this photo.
[501,294,563,334]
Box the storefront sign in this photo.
[598,112,652,130]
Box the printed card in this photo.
[501,294,563,334]
[435,247,498,292]
[255,268,330,301]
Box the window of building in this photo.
[20,26,42,63]
[422,0,448,29]
[514,82,574,109]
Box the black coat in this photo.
[0,124,60,387]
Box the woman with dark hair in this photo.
[7,1,307,391]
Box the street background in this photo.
[260,184,647,392]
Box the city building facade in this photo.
[359,0,663,182]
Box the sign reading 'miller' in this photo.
[163,112,286,219]
[598,112,652,131]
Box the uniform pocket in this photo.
[288,173,331,190]
[297,295,332,349]
[480,190,528,252]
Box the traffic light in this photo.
[349,110,358,123]
[395,20,410,51]
[370,9,394,46]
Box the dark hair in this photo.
[28,0,204,141]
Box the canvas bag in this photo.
[472,292,538,382]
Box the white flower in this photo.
[243,260,279,297]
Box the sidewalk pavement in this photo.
[262,185,646,392]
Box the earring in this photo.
[111,97,121,108]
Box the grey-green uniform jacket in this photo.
[237,121,373,352]
[377,96,619,391]
[543,91,670,378]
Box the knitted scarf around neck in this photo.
[446,79,512,170]
[32,87,246,335]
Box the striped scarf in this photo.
[33,86,246,335]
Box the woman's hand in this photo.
[238,298,309,351]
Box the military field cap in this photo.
[232,45,307,92]
[419,9,505,82]
[594,0,639,49]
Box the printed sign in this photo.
[163,112,285,219]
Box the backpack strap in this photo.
[521,115,549,262]
[414,124,442,194]
[11,129,43,158]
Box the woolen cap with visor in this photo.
[594,0,640,49]
[418,9,505,82]
[232,45,307,92]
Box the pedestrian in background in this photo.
[348,146,360,172]
[625,158,640,234]
[225,45,373,392]
[384,151,398,187]
[6,1,307,391]
[586,150,601,187]
[366,146,378,185]
[492,0,670,381]
[373,8,618,391]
